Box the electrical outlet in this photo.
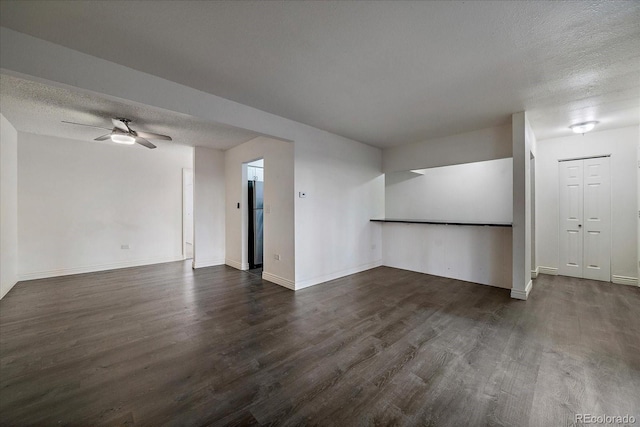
[274,254,280,261]
[121,244,130,250]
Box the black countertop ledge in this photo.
[370,218,513,227]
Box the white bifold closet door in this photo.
[558,157,611,281]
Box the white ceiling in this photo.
[0,74,260,150]
[0,1,639,146]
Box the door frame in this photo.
[182,168,194,260]
[242,158,265,271]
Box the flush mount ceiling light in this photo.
[569,121,598,134]
[110,133,136,145]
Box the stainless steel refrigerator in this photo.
[248,180,263,268]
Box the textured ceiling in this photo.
[0,75,260,150]
[0,1,639,146]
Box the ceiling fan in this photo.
[62,117,172,149]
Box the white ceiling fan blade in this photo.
[135,137,156,149]
[112,118,129,131]
[62,120,111,130]
[94,134,112,141]
[135,130,172,141]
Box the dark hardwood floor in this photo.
[1,262,638,426]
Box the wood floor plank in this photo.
[1,261,639,426]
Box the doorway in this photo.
[530,153,536,277]
[247,159,264,274]
[558,156,611,281]
[183,168,194,260]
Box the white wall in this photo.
[510,112,535,299]
[18,132,193,279]
[193,146,226,268]
[383,224,512,289]
[225,136,295,287]
[536,126,638,282]
[0,113,18,299]
[383,124,512,173]
[385,158,513,223]
[380,124,514,291]
[294,135,384,289]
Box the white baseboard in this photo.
[192,257,225,269]
[531,266,539,279]
[612,275,639,287]
[262,272,295,290]
[18,255,185,281]
[538,266,558,276]
[225,259,249,271]
[0,279,18,300]
[511,279,533,300]
[294,259,383,290]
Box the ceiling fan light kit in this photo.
[110,134,136,145]
[62,117,172,149]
